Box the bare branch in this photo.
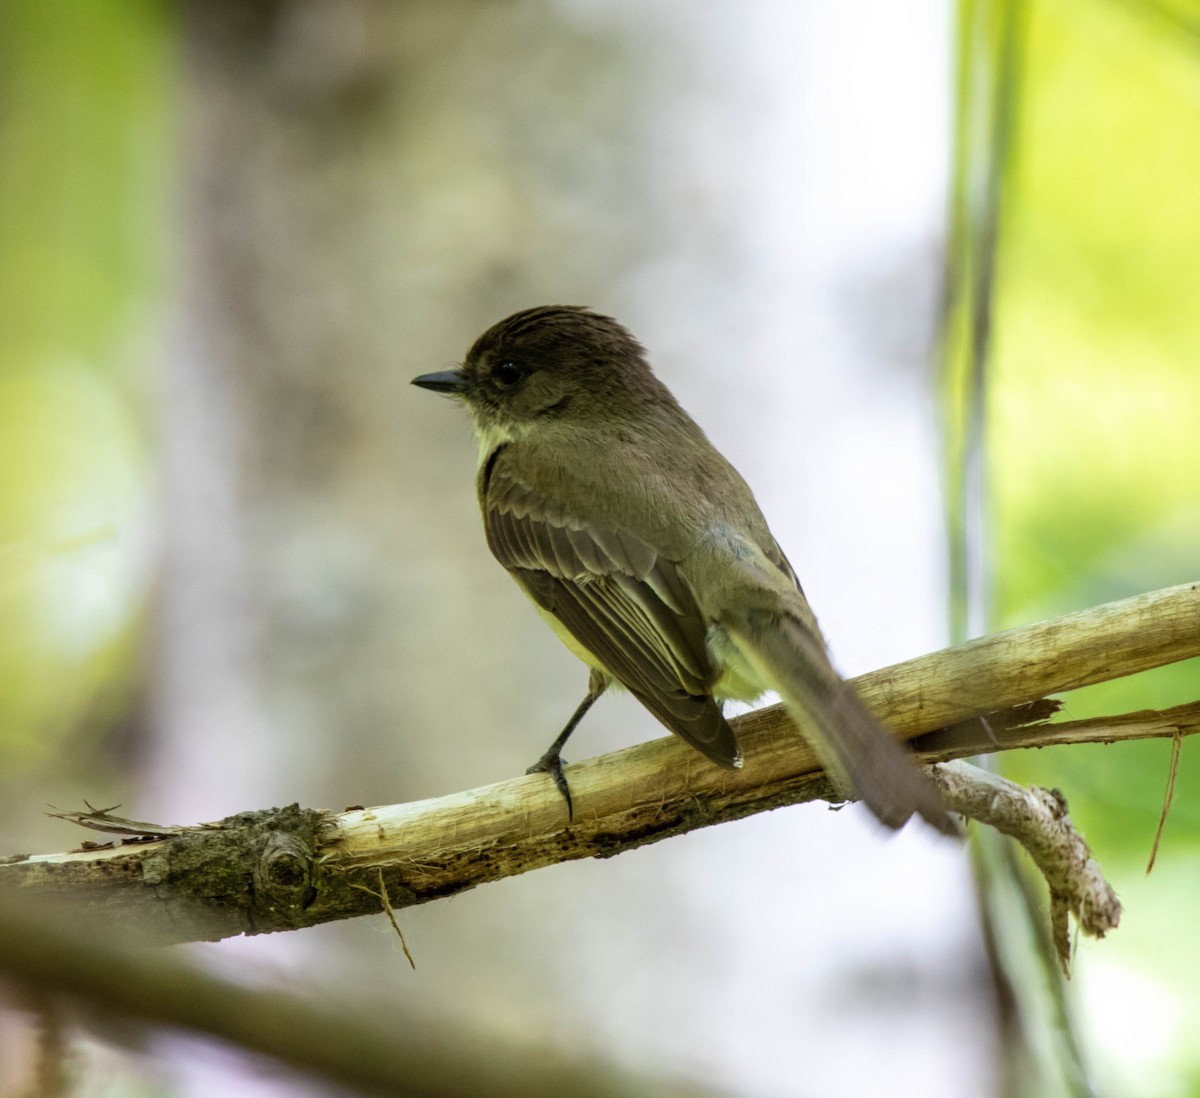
[3,582,1198,946]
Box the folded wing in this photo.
[483,458,741,768]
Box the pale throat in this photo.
[471,418,520,467]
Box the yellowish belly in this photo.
[534,603,768,705]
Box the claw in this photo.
[523,684,607,821]
[527,752,573,820]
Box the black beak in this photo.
[411,369,468,395]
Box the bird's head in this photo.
[412,306,668,444]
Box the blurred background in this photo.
[1,1,1198,1095]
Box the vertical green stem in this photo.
[940,4,1098,1098]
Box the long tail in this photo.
[724,607,957,836]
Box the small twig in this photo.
[45,805,202,841]
[348,872,416,969]
[377,869,416,969]
[1146,730,1183,875]
[931,761,1122,974]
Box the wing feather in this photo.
[484,456,740,767]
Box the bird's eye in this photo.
[493,360,524,387]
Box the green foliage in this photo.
[991,0,1200,617]
[989,0,1200,857]
[0,3,172,762]
[976,1,1200,1092]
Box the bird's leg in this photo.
[526,676,608,820]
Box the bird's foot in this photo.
[526,752,573,820]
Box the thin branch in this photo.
[932,762,1121,973]
[3,583,1199,947]
[0,898,716,1098]
[1146,729,1182,875]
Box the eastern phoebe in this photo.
[414,306,953,834]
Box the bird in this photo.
[413,305,954,834]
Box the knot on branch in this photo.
[253,827,318,908]
[154,804,327,934]
[38,803,332,942]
